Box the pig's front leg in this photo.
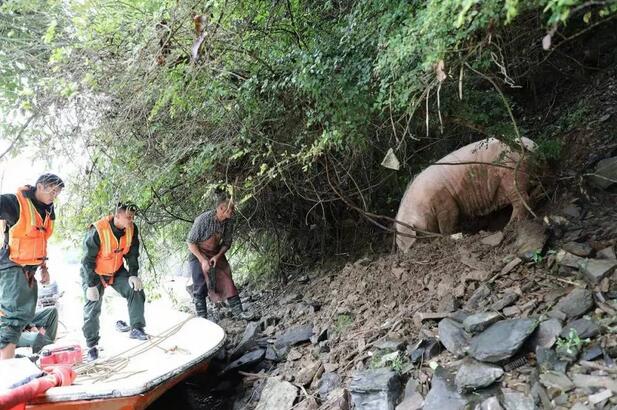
[503,168,532,226]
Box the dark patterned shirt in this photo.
[187,210,234,252]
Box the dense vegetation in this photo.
[1,0,616,283]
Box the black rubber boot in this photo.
[228,295,243,317]
[194,300,207,319]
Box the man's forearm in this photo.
[82,266,99,287]
[188,243,208,263]
[126,256,139,277]
[216,245,229,257]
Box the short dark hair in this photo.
[115,202,138,214]
[215,189,232,207]
[36,173,64,188]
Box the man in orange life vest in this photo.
[81,202,146,361]
[0,173,64,360]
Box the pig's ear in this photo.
[516,137,538,153]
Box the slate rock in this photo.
[515,221,547,258]
[310,328,328,344]
[578,258,617,285]
[325,388,350,410]
[279,292,301,305]
[450,310,472,323]
[438,294,460,313]
[423,367,500,410]
[490,292,519,311]
[481,232,504,247]
[318,372,341,399]
[562,204,581,219]
[547,309,567,321]
[560,318,600,339]
[349,368,401,410]
[230,321,260,359]
[438,318,470,358]
[296,361,321,386]
[501,388,535,410]
[572,373,617,391]
[479,396,503,410]
[409,338,442,364]
[552,393,568,406]
[528,319,562,350]
[589,156,617,189]
[562,242,592,257]
[556,250,584,268]
[530,382,551,409]
[597,246,616,260]
[581,344,603,361]
[551,288,593,320]
[265,345,281,362]
[274,325,313,349]
[454,358,504,393]
[588,389,613,405]
[287,348,302,361]
[501,258,522,275]
[536,347,559,372]
[222,348,266,373]
[295,397,319,410]
[255,377,298,410]
[463,312,501,334]
[395,379,424,410]
[262,314,281,327]
[469,319,538,363]
[539,371,574,392]
[396,396,423,410]
[503,306,521,317]
[465,284,491,310]
[570,404,591,410]
[375,339,406,352]
[422,367,470,410]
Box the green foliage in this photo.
[1,0,615,283]
[535,137,563,161]
[334,313,354,335]
[534,100,590,161]
[556,328,589,355]
[530,250,543,264]
[368,351,409,374]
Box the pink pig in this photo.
[395,137,537,252]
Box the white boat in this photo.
[23,306,225,410]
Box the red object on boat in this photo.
[39,343,82,367]
[0,365,76,409]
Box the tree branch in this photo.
[0,114,37,161]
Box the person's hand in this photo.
[201,260,210,275]
[209,254,221,268]
[86,286,100,301]
[128,276,143,291]
[39,264,50,285]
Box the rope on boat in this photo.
[73,315,196,383]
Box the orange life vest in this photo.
[8,187,54,266]
[92,216,134,282]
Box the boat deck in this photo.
[20,289,225,409]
